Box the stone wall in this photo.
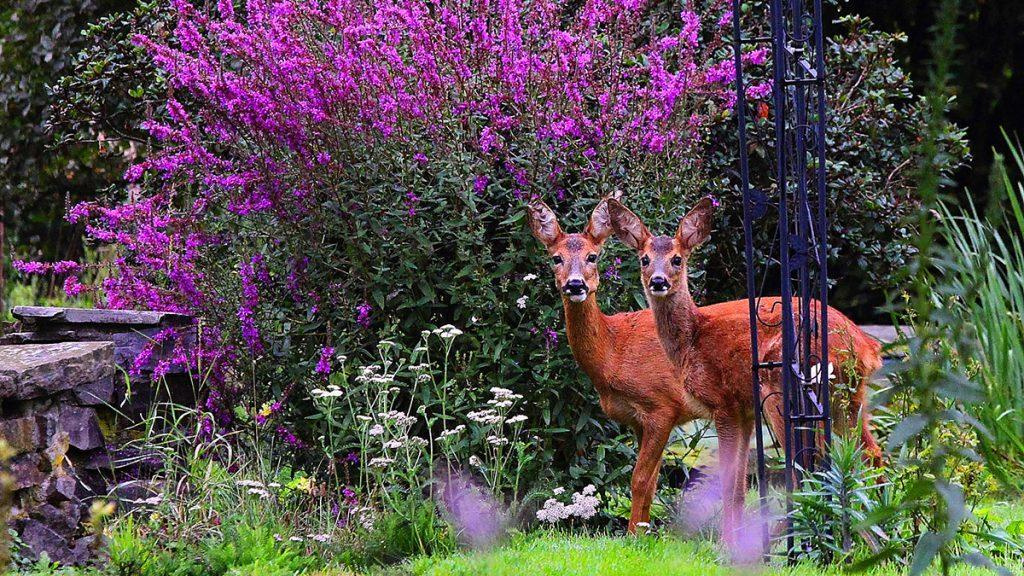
[1,307,195,565]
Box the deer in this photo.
[525,196,711,534]
[605,197,883,544]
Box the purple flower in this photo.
[315,346,335,375]
[63,276,88,297]
[356,301,372,328]
[12,260,49,275]
[603,257,622,280]
[473,175,489,196]
[543,327,559,349]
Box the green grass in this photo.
[404,532,998,576]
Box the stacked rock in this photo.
[0,307,194,565]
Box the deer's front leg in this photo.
[714,414,744,545]
[628,421,672,534]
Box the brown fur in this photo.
[527,198,707,534]
[607,198,883,543]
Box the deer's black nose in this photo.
[649,276,670,292]
[563,279,587,295]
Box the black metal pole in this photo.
[730,0,771,558]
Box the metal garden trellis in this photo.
[729,0,834,559]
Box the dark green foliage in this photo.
[0,0,138,271]
[703,14,968,318]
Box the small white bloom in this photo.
[309,533,331,543]
[552,486,565,495]
[369,424,384,436]
[507,414,528,424]
[235,479,265,488]
[522,273,538,282]
[486,435,509,446]
[369,457,395,468]
[516,295,528,309]
[468,455,482,467]
[248,488,271,498]
[356,415,372,421]
[268,482,281,489]
[289,536,304,542]
[384,439,406,449]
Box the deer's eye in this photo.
[552,255,563,265]
[640,255,650,267]
[586,253,598,264]
[671,255,683,267]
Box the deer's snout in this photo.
[562,278,589,302]
[648,275,670,296]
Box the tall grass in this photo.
[937,132,1024,491]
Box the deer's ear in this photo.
[585,198,614,244]
[607,199,650,251]
[526,200,563,247]
[677,197,715,250]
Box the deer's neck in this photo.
[562,294,613,384]
[650,277,702,371]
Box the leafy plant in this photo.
[936,131,1024,491]
[788,435,892,564]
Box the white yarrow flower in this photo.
[516,295,528,309]
[522,273,538,281]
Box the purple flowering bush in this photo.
[14,0,964,493]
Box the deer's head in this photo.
[526,197,617,303]
[606,198,715,300]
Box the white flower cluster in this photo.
[311,384,343,398]
[467,409,502,425]
[236,479,276,499]
[369,457,395,468]
[431,324,464,340]
[438,424,466,440]
[535,485,599,524]
[522,273,538,282]
[516,295,529,309]
[486,435,509,446]
[355,365,396,385]
[377,410,417,427]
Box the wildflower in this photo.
[486,435,509,446]
[356,302,373,328]
[467,409,501,425]
[516,295,528,309]
[368,424,384,436]
[552,487,565,495]
[507,414,528,424]
[248,488,271,498]
[309,533,331,543]
[369,457,394,468]
[468,455,482,467]
[522,273,538,281]
[235,479,265,488]
[290,476,313,493]
[315,346,335,375]
[433,324,463,340]
[289,536,304,542]
[438,425,466,440]
[384,439,406,449]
